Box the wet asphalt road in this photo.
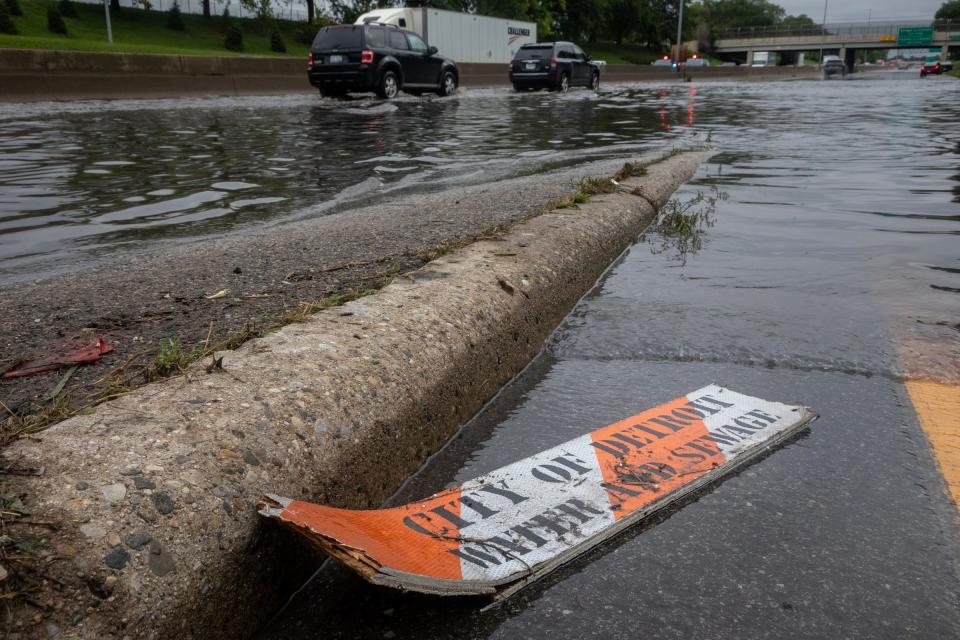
[266,364,959,639]
[263,73,960,639]
[2,71,958,638]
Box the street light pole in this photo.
[103,0,113,44]
[674,0,684,70]
[818,0,828,65]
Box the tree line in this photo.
[179,0,959,52]
[306,0,811,50]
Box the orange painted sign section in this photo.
[260,385,815,597]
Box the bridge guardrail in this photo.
[715,20,960,40]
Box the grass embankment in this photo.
[1,4,718,65]
[0,0,311,57]
[950,66,960,78]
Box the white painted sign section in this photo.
[260,385,815,597]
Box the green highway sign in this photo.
[950,34,960,42]
[898,27,933,46]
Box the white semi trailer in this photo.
[354,8,537,64]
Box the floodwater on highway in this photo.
[3,72,959,638]
[2,86,678,282]
[4,73,955,378]
[260,72,960,639]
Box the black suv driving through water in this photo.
[509,42,601,92]
[308,24,459,99]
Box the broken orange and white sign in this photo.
[259,385,815,598]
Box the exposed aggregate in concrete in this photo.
[0,155,649,434]
[1,152,706,638]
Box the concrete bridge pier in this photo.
[842,47,857,71]
[746,50,754,66]
[779,50,800,66]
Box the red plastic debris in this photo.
[2,337,113,379]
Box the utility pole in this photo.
[103,0,113,44]
[818,0,828,65]
[674,0,685,70]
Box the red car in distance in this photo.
[920,57,942,77]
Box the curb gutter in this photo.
[2,151,708,638]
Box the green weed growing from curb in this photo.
[644,186,728,264]
[149,337,190,378]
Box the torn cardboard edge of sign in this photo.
[260,385,817,599]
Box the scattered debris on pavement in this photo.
[2,337,113,379]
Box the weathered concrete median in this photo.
[0,47,818,101]
[0,48,309,101]
[2,151,707,638]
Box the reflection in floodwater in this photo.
[0,89,692,282]
[658,89,671,131]
[257,74,960,640]
[0,75,957,383]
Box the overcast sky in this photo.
[778,0,946,22]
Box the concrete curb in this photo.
[2,151,707,638]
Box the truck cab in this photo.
[354,8,418,31]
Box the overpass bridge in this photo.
[713,20,960,68]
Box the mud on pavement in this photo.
[0,153,677,444]
[0,151,707,638]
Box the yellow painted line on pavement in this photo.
[905,380,960,510]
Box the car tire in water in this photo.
[556,72,569,92]
[513,83,525,92]
[438,70,458,96]
[590,72,600,91]
[377,70,400,99]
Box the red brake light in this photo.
[663,55,669,60]
[692,54,697,59]
[361,50,374,64]
[308,52,314,69]
[549,57,557,68]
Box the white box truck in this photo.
[354,8,537,64]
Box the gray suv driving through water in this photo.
[509,42,601,92]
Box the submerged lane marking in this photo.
[905,380,960,511]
